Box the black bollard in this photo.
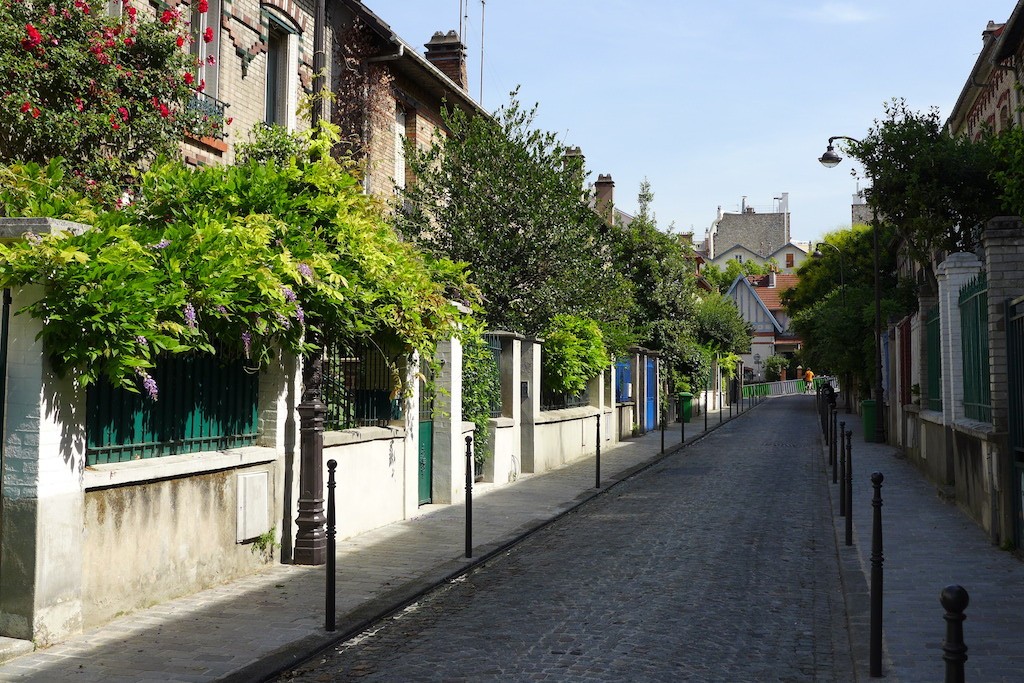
[870,471,885,678]
[465,435,473,558]
[831,408,838,484]
[325,459,337,632]
[705,391,709,432]
[941,585,969,683]
[845,430,853,547]
[661,404,666,454]
[839,420,847,516]
[681,398,686,444]
[595,415,601,489]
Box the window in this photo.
[394,106,407,193]
[735,254,743,263]
[786,253,794,268]
[190,0,221,99]
[264,13,298,129]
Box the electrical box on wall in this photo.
[236,471,270,542]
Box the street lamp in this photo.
[812,242,846,307]
[819,135,885,444]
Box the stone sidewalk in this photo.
[822,406,1024,682]
[0,399,748,682]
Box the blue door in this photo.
[645,358,657,431]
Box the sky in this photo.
[361,0,1014,246]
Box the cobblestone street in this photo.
[279,398,854,682]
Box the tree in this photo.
[610,180,698,385]
[847,99,1003,265]
[702,258,768,294]
[397,91,632,338]
[0,0,209,203]
[693,292,752,356]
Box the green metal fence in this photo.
[322,339,401,431]
[87,352,259,465]
[926,306,942,412]
[483,334,503,418]
[959,273,991,422]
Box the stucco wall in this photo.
[322,429,407,541]
[532,408,600,473]
[81,459,279,629]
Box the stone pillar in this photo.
[0,285,87,645]
[259,351,299,562]
[490,332,522,482]
[982,217,1024,544]
[431,336,464,504]
[935,252,983,425]
[519,337,541,473]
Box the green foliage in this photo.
[397,90,632,336]
[0,159,97,222]
[541,314,609,395]
[693,292,752,355]
[250,526,279,562]
[0,0,207,203]
[461,331,501,464]
[0,139,478,395]
[610,180,696,384]
[783,224,913,389]
[235,122,308,166]
[762,354,789,382]
[702,258,768,294]
[847,98,1003,261]
[990,125,1024,221]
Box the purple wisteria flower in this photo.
[297,263,313,279]
[135,335,147,346]
[136,369,159,401]
[275,312,291,329]
[149,239,172,250]
[183,302,198,329]
[295,304,304,326]
[281,286,296,302]
[216,305,228,315]
[25,231,41,245]
[241,331,252,359]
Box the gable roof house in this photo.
[726,272,801,380]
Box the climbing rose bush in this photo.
[0,0,205,202]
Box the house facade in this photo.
[0,0,661,648]
[727,272,801,381]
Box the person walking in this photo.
[804,368,815,393]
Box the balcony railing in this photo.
[186,91,230,141]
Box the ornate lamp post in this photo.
[294,0,329,566]
[819,136,885,444]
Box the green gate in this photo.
[418,382,433,505]
[1007,296,1024,548]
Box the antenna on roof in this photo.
[458,0,466,42]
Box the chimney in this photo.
[595,174,615,225]
[424,30,468,91]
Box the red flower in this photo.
[126,5,137,20]
[225,117,233,125]
[20,101,31,113]
[176,34,185,47]
[21,24,43,51]
[31,107,40,119]
[160,9,176,24]
[197,0,209,12]
[124,37,133,46]
[74,98,85,112]
[183,72,194,85]
[198,79,205,92]
[158,103,170,117]
[118,106,129,121]
[203,27,213,43]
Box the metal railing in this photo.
[743,376,838,398]
[959,273,990,422]
[926,306,942,412]
[323,340,401,431]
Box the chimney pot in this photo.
[424,30,468,91]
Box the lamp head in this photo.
[819,144,842,168]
